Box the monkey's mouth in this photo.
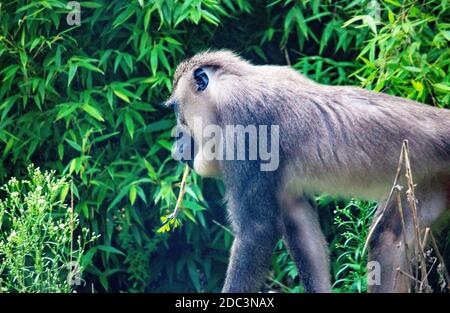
[178,146,194,169]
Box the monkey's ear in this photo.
[193,67,209,91]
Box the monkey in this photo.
[165,50,450,293]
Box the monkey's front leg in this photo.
[222,229,279,292]
[222,187,281,292]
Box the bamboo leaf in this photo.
[81,103,104,121]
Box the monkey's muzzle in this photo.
[172,125,196,169]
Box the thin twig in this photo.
[70,182,74,267]
[366,140,449,292]
[169,165,190,220]
[212,219,234,236]
[397,267,422,284]
[396,187,413,277]
[419,256,437,292]
[284,48,292,66]
[421,227,430,249]
[429,231,450,288]
[362,142,405,255]
[403,140,429,291]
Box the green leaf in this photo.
[201,10,220,26]
[19,50,28,68]
[55,102,79,121]
[143,119,174,132]
[143,159,157,180]
[78,62,104,74]
[129,185,137,205]
[113,8,135,29]
[2,64,19,82]
[187,259,201,292]
[91,131,120,144]
[433,83,450,93]
[182,200,207,212]
[107,186,129,211]
[342,15,365,28]
[68,64,78,87]
[58,143,64,160]
[402,66,421,73]
[81,1,104,8]
[97,245,125,256]
[65,138,82,152]
[81,103,104,121]
[113,89,130,103]
[150,46,158,76]
[125,111,135,139]
[156,223,171,233]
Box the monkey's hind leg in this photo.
[281,196,331,293]
[367,198,410,293]
[368,186,448,293]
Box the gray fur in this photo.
[168,50,450,293]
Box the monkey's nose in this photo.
[172,102,180,118]
[166,99,178,109]
[164,100,174,109]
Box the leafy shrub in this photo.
[347,0,450,106]
[332,200,377,293]
[0,165,97,292]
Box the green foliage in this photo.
[269,240,303,293]
[266,198,377,293]
[0,165,97,292]
[348,0,450,106]
[332,200,377,293]
[0,0,448,292]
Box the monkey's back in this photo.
[252,67,450,199]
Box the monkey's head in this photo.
[165,50,252,177]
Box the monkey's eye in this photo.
[193,68,209,91]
